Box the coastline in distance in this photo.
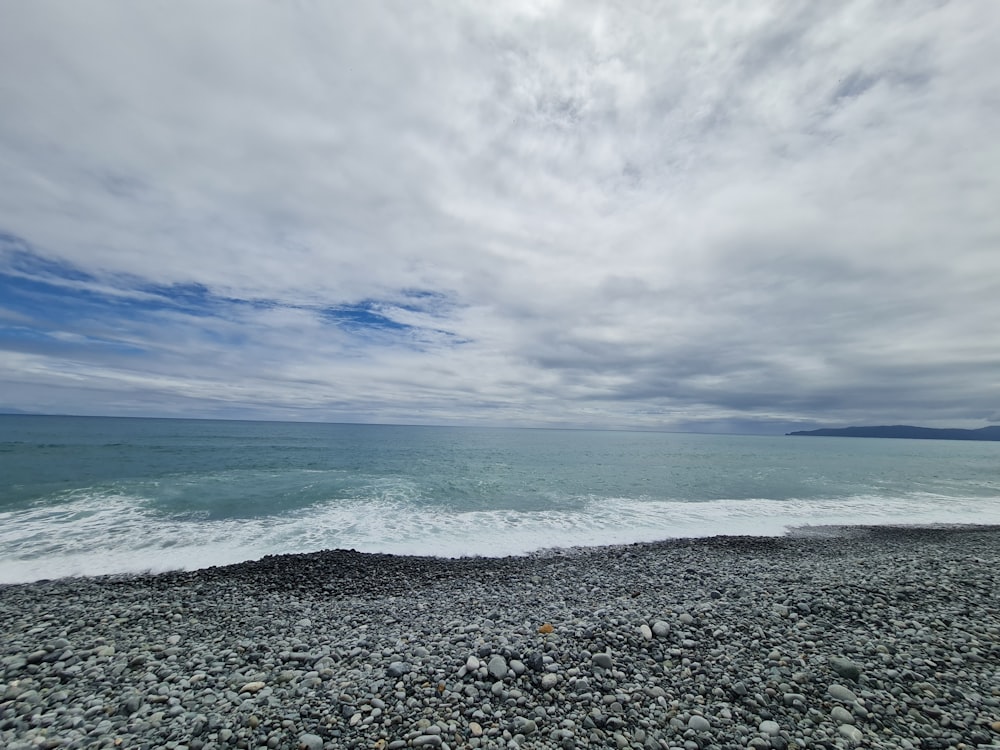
[787,425,1000,441]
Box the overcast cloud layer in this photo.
[1,1,998,432]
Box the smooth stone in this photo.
[688,715,711,732]
[592,652,613,670]
[412,736,442,747]
[828,684,858,703]
[387,661,410,678]
[541,673,559,690]
[469,722,483,737]
[240,681,266,694]
[526,652,544,672]
[830,656,862,682]
[639,624,653,641]
[487,654,508,679]
[758,720,780,736]
[466,656,480,671]
[831,706,854,724]
[838,724,863,743]
[652,621,670,637]
[298,733,323,750]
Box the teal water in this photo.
[2,415,999,582]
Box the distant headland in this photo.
[787,425,1000,441]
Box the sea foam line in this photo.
[1,490,999,584]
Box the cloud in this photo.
[0,1,998,430]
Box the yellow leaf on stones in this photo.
[538,623,554,634]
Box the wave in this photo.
[1,490,998,584]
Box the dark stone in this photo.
[525,652,544,672]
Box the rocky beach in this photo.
[2,525,999,750]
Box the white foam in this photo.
[2,490,999,584]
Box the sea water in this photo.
[1,415,998,583]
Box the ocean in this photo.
[1,414,998,584]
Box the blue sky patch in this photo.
[1,234,459,358]
[321,302,413,333]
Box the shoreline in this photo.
[2,525,999,749]
[5,522,997,590]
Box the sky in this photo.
[1,1,999,433]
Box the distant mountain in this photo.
[787,425,1000,441]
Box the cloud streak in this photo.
[1,1,998,431]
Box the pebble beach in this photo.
[2,526,999,750]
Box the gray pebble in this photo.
[387,661,409,678]
[1,526,997,750]
[758,720,780,735]
[831,705,854,724]
[828,684,858,703]
[487,654,508,679]
[829,656,862,682]
[592,652,613,670]
[688,715,711,732]
[838,724,864,743]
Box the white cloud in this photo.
[0,0,998,429]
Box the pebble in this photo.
[829,656,862,682]
[1,526,997,750]
[831,705,854,724]
[592,652,613,669]
[758,720,780,735]
[688,715,711,732]
[487,654,508,679]
[387,661,409,678]
[828,683,858,703]
[412,736,442,747]
[838,724,864,743]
